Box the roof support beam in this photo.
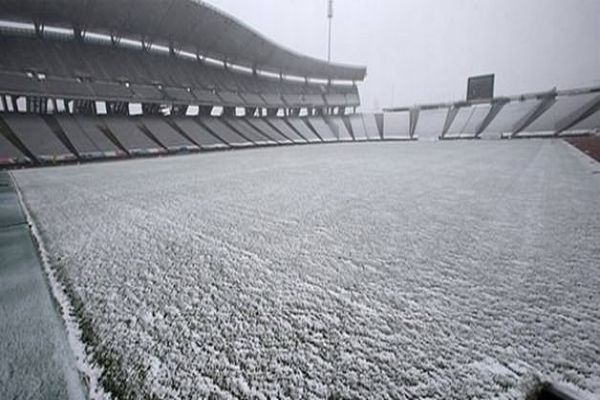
[512,90,557,138]
[409,108,420,139]
[34,21,45,38]
[110,34,121,46]
[554,94,600,136]
[475,100,509,138]
[441,106,460,139]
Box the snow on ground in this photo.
[14,140,600,399]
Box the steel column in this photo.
[441,106,460,139]
[554,95,600,136]
[512,90,557,138]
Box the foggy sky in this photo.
[206,0,600,111]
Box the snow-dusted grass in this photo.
[14,141,600,399]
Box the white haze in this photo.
[206,0,600,111]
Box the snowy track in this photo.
[14,140,600,399]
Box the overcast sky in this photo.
[207,0,600,111]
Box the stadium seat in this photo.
[307,117,337,142]
[199,118,253,147]
[140,117,198,152]
[102,117,165,155]
[224,118,276,146]
[245,118,292,144]
[325,116,353,141]
[266,118,308,143]
[286,118,321,142]
[1,114,75,162]
[170,118,227,149]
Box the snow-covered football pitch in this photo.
[13,140,600,399]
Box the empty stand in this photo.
[164,87,194,103]
[266,118,307,143]
[349,115,368,141]
[287,118,321,142]
[0,35,357,108]
[200,118,252,147]
[524,93,599,135]
[103,117,165,154]
[245,119,291,144]
[224,118,275,145]
[42,78,94,98]
[445,105,492,138]
[56,115,109,158]
[171,118,227,149]
[141,117,198,151]
[483,100,541,137]
[131,85,164,102]
[1,114,74,161]
[326,116,353,141]
[89,82,132,100]
[72,116,123,156]
[0,71,44,96]
[218,91,245,106]
[307,117,337,142]
[414,108,447,140]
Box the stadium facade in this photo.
[0,0,599,167]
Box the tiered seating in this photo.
[349,115,368,141]
[223,118,274,146]
[307,117,337,142]
[171,118,226,149]
[287,118,321,142]
[414,109,448,140]
[0,36,359,108]
[0,71,44,95]
[55,116,112,158]
[445,105,491,139]
[140,117,198,152]
[326,116,353,141]
[103,117,165,155]
[72,116,124,156]
[245,119,291,144]
[200,118,252,148]
[266,118,307,143]
[1,114,75,161]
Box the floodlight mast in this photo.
[327,0,333,63]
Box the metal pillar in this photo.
[441,106,460,139]
[512,90,557,138]
[554,95,600,136]
[475,100,508,138]
[327,0,333,63]
[409,108,420,139]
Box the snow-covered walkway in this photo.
[0,172,85,400]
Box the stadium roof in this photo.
[0,0,367,81]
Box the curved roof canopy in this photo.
[0,0,366,81]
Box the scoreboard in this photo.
[467,74,495,101]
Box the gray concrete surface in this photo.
[0,171,85,400]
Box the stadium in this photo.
[0,0,599,399]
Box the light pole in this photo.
[327,0,333,63]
